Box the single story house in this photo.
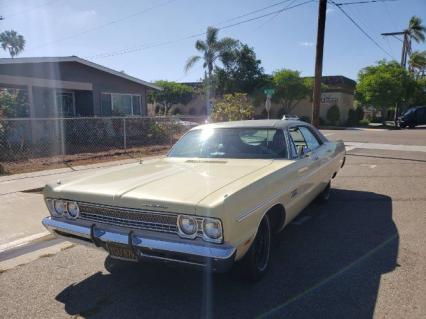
[0,56,161,118]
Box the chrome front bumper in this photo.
[42,217,236,272]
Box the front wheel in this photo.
[240,214,272,281]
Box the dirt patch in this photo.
[0,145,169,175]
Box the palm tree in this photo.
[406,16,426,43]
[409,50,426,77]
[0,30,26,58]
[185,27,237,115]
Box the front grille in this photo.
[78,203,178,234]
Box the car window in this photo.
[168,128,288,159]
[288,126,307,156]
[299,126,321,151]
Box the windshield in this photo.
[403,108,416,116]
[168,128,288,159]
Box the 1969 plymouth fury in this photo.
[42,119,345,280]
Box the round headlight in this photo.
[178,215,197,236]
[53,200,66,216]
[203,218,222,240]
[66,201,80,219]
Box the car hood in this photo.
[47,158,274,214]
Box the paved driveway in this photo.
[0,128,425,318]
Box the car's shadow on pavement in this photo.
[56,189,399,319]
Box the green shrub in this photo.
[359,119,370,126]
[171,107,181,115]
[355,106,364,122]
[347,107,364,126]
[326,105,340,126]
[211,93,254,122]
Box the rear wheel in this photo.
[240,214,272,281]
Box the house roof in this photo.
[0,56,162,91]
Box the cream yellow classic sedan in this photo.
[42,119,345,280]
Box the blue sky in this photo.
[1,0,425,83]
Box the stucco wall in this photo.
[255,92,354,123]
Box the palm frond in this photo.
[206,27,219,47]
[407,16,426,43]
[215,38,239,51]
[184,55,201,73]
[195,40,207,53]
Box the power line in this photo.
[251,0,299,32]
[28,0,296,53]
[86,0,313,60]
[26,0,179,52]
[331,1,394,58]
[215,0,295,26]
[334,0,398,5]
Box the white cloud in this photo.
[326,8,335,15]
[299,41,315,47]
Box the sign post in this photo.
[264,89,275,119]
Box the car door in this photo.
[286,126,322,219]
[298,126,327,195]
[416,107,426,125]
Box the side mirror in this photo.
[298,146,310,158]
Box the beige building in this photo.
[148,76,356,123]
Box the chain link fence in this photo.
[0,116,206,174]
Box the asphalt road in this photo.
[1,129,426,319]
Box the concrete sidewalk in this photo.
[0,156,159,250]
[0,157,141,196]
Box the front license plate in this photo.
[107,243,137,261]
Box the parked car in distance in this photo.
[398,106,426,128]
[42,119,346,281]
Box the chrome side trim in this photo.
[236,190,285,222]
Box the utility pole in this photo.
[381,31,409,68]
[381,30,410,126]
[311,0,327,128]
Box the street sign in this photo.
[264,88,275,97]
[265,95,272,119]
[265,97,271,112]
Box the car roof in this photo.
[191,119,309,130]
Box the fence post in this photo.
[123,117,127,150]
[169,117,173,146]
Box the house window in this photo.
[101,93,142,116]
[56,91,75,117]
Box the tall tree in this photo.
[185,27,237,114]
[149,81,193,115]
[356,60,415,124]
[0,30,25,58]
[214,43,267,95]
[271,69,312,117]
[406,16,426,44]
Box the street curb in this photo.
[0,232,52,254]
[0,241,74,273]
